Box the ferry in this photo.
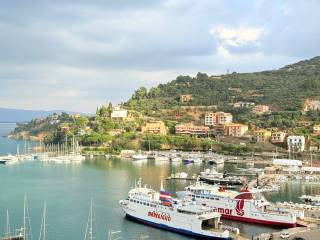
[119,179,239,239]
[185,180,299,227]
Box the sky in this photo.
[0,0,319,113]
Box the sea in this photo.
[0,122,319,240]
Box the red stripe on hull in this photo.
[221,214,296,228]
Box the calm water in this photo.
[1,123,320,239]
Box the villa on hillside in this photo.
[180,94,193,103]
[111,106,128,119]
[271,131,286,143]
[175,123,209,136]
[287,136,305,152]
[303,99,320,112]
[141,121,167,135]
[254,129,271,143]
[223,123,248,137]
[204,112,233,126]
[252,104,270,115]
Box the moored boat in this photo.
[132,151,148,161]
[199,168,243,186]
[185,180,300,227]
[119,179,239,239]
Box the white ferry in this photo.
[185,180,299,227]
[119,179,239,239]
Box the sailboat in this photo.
[1,210,23,240]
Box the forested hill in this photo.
[125,56,320,113]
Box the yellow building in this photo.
[313,124,320,135]
[141,121,167,135]
[180,94,193,103]
[271,131,286,143]
[254,129,271,143]
[223,123,248,137]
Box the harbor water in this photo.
[1,123,320,239]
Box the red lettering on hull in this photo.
[148,211,171,222]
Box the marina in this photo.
[1,124,320,239]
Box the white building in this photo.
[287,136,305,152]
[233,101,255,108]
[111,106,128,119]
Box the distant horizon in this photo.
[0,55,317,113]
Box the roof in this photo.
[177,204,219,217]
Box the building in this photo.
[111,106,128,119]
[204,112,233,126]
[287,136,305,152]
[233,101,255,108]
[252,105,270,115]
[223,123,248,137]
[141,121,167,135]
[313,124,320,135]
[254,129,271,143]
[175,123,209,136]
[180,94,193,103]
[271,131,286,143]
[303,99,320,112]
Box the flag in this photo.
[159,191,173,206]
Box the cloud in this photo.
[0,0,319,112]
[212,26,265,47]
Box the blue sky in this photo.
[0,0,319,113]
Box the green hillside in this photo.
[125,56,320,113]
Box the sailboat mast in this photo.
[24,195,27,240]
[90,198,93,240]
[6,209,11,238]
[39,202,47,240]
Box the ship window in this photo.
[206,197,210,199]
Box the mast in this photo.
[23,195,27,240]
[23,194,33,240]
[39,202,47,240]
[160,176,164,192]
[84,198,94,240]
[6,209,11,238]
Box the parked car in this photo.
[280,230,290,239]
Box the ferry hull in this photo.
[222,214,297,228]
[126,214,232,240]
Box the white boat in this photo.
[0,154,20,165]
[299,195,320,206]
[132,151,148,161]
[185,180,299,227]
[199,168,242,186]
[171,156,182,162]
[182,154,202,164]
[155,155,170,162]
[119,179,238,239]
